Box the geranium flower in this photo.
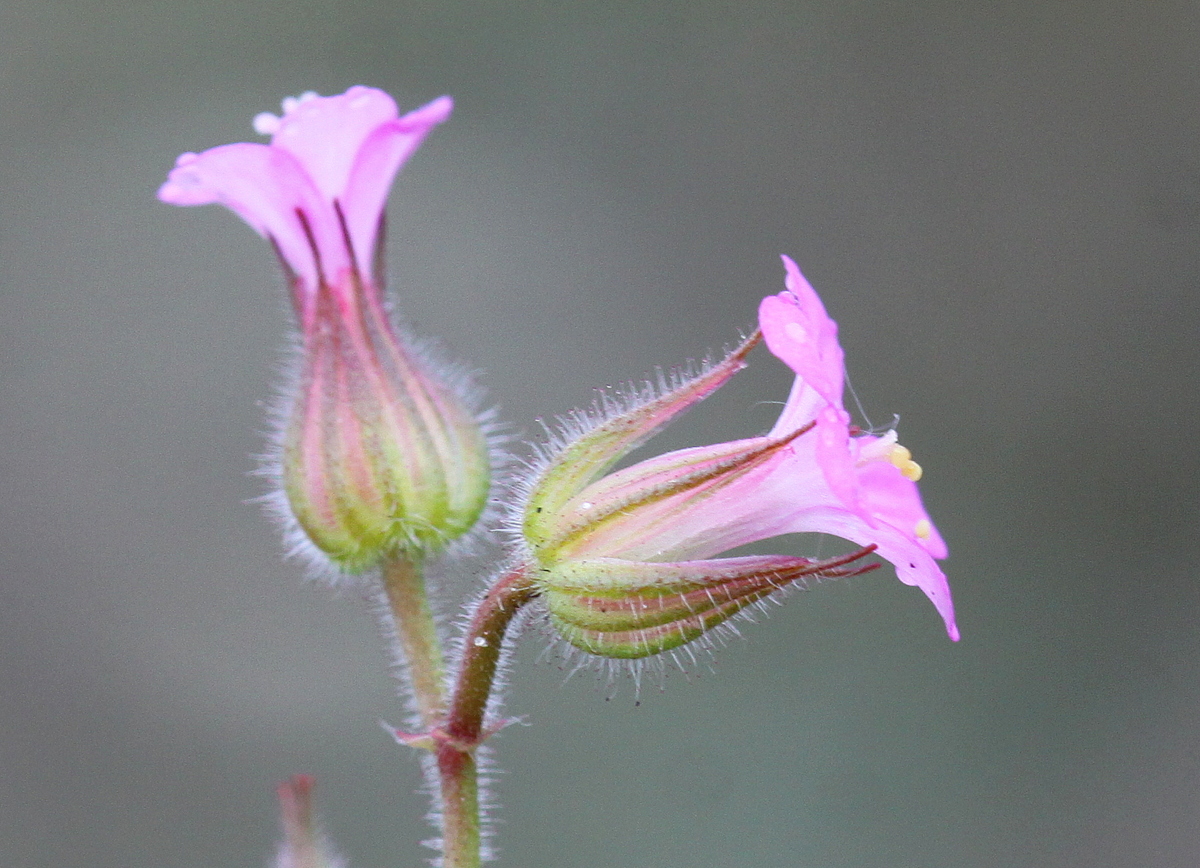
[158,88,491,569]
[520,256,957,654]
[757,255,955,638]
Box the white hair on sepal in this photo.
[499,332,757,551]
[515,563,848,702]
[250,330,352,587]
[249,308,513,590]
[399,321,513,558]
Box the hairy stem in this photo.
[437,746,481,868]
[432,564,538,868]
[446,565,537,743]
[380,555,446,730]
[380,558,538,868]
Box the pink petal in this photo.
[811,405,868,521]
[157,143,346,292]
[561,436,794,563]
[855,461,949,559]
[269,86,401,203]
[759,255,845,421]
[340,96,454,276]
[783,504,959,641]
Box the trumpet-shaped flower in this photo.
[158,88,491,569]
[521,256,957,655]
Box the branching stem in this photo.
[380,556,446,730]
[381,557,537,868]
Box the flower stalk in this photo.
[380,556,446,728]
[385,564,536,868]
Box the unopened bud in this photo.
[282,280,490,569]
[157,88,490,570]
[274,775,346,868]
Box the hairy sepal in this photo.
[522,330,760,549]
[542,548,878,659]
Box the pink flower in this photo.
[521,256,957,650]
[158,89,491,568]
[157,87,452,327]
[758,256,956,639]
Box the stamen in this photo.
[857,430,923,480]
[887,445,923,481]
[914,519,932,540]
[856,430,898,463]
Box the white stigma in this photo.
[473,636,489,647]
[280,91,320,116]
[252,112,280,135]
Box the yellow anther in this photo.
[887,444,923,481]
[914,518,932,540]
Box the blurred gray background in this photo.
[2,1,1199,866]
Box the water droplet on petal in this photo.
[785,321,808,344]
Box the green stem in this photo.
[436,746,481,868]
[437,564,537,868]
[380,555,446,730]
[381,557,537,868]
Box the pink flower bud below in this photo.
[282,277,490,569]
[274,775,346,868]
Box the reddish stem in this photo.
[445,564,538,745]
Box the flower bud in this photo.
[274,775,346,868]
[281,277,491,569]
[158,88,492,569]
